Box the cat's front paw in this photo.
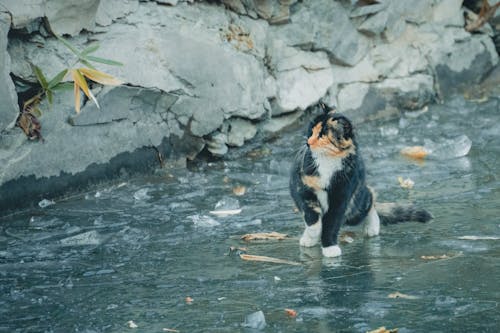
[322,245,342,257]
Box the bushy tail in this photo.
[375,202,433,225]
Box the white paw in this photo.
[299,223,321,247]
[364,207,380,237]
[322,245,342,257]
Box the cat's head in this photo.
[306,110,356,157]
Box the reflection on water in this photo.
[1,96,499,332]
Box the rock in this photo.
[261,109,302,134]
[95,0,139,27]
[270,0,369,66]
[206,132,228,156]
[0,0,45,30]
[0,13,18,132]
[268,41,333,113]
[226,118,257,147]
[337,74,435,121]
[45,0,100,36]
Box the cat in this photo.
[289,105,432,257]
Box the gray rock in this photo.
[268,40,333,113]
[0,0,45,29]
[95,0,139,27]
[261,109,302,134]
[206,132,228,156]
[0,13,18,132]
[337,74,435,121]
[270,0,370,66]
[45,0,100,36]
[226,118,257,147]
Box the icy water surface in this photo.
[1,96,500,332]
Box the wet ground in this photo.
[1,96,499,332]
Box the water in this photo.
[1,96,500,332]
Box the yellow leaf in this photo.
[239,254,301,266]
[71,69,100,109]
[74,80,81,113]
[79,67,123,86]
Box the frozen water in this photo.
[1,96,500,332]
[133,188,151,200]
[242,310,266,330]
[214,196,240,210]
[59,230,102,246]
[188,214,220,228]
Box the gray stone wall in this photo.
[0,0,498,211]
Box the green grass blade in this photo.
[47,69,68,89]
[31,64,48,90]
[81,43,100,55]
[46,89,53,105]
[55,34,82,57]
[86,55,123,66]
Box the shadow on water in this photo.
[1,96,500,332]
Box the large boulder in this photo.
[0,13,18,132]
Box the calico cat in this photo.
[290,105,432,257]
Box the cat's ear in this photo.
[318,100,335,115]
[342,118,353,139]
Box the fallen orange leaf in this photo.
[285,308,297,317]
[400,146,429,160]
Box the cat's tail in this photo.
[375,202,433,225]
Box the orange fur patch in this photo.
[302,175,322,190]
[307,123,322,146]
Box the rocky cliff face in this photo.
[0,0,498,212]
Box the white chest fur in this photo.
[312,152,343,189]
[311,152,343,212]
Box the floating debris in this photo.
[240,232,288,241]
[458,235,500,241]
[367,327,398,333]
[398,176,415,189]
[388,291,419,300]
[285,308,298,318]
[38,199,55,208]
[421,254,450,260]
[162,328,180,333]
[340,231,356,244]
[127,320,138,329]
[232,185,246,196]
[400,146,429,160]
[209,208,242,217]
[239,254,301,266]
[185,296,194,304]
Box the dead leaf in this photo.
[240,232,288,241]
[458,235,500,241]
[367,327,398,333]
[232,185,246,196]
[400,146,429,160]
[284,308,297,318]
[420,254,450,260]
[340,231,356,244]
[398,176,415,189]
[209,208,242,216]
[79,67,123,86]
[239,254,301,266]
[388,291,419,300]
